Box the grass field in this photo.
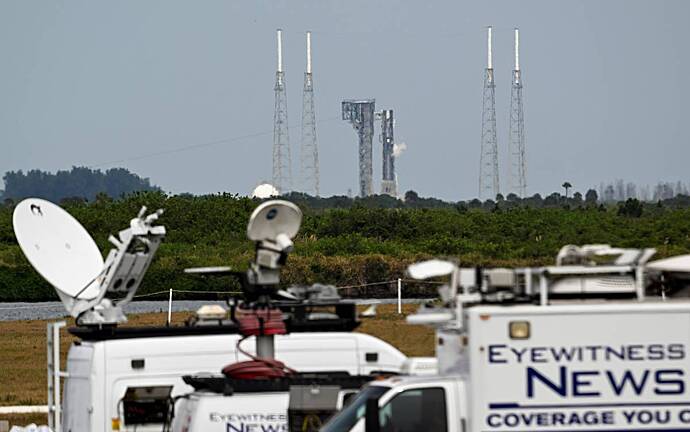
[0,304,434,427]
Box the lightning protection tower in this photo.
[273,29,291,193]
[300,31,319,196]
[508,28,527,197]
[479,26,499,200]
[342,99,376,197]
[379,109,396,196]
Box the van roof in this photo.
[69,317,360,341]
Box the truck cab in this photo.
[321,247,690,432]
[321,376,466,432]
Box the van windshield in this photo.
[321,385,390,432]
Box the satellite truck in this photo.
[167,201,414,432]
[12,199,422,432]
[321,246,690,432]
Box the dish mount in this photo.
[13,198,166,326]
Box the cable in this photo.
[87,116,340,168]
[222,335,296,379]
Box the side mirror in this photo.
[365,396,380,432]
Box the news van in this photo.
[12,199,414,432]
[322,245,690,432]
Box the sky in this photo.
[0,0,688,201]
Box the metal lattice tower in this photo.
[300,31,319,196]
[509,28,527,197]
[479,26,499,200]
[342,99,375,197]
[379,109,396,196]
[273,29,291,193]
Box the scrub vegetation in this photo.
[2,191,690,301]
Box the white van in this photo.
[61,330,407,432]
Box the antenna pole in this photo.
[509,27,527,197]
[277,29,283,73]
[487,25,493,70]
[479,25,499,200]
[273,28,291,193]
[306,30,312,74]
[514,27,520,71]
[300,31,320,196]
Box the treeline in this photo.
[2,167,159,203]
[598,180,690,203]
[2,191,690,301]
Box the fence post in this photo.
[397,278,402,314]
[167,289,173,326]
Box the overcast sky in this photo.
[0,1,688,200]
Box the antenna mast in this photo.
[509,28,527,197]
[273,29,291,194]
[300,31,320,196]
[479,26,500,200]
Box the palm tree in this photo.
[562,182,572,198]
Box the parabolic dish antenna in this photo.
[247,200,302,242]
[13,198,103,301]
[251,183,279,199]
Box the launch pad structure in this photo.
[342,100,376,197]
[379,109,396,196]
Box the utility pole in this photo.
[479,26,499,200]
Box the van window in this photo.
[321,385,390,432]
[380,387,447,432]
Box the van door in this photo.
[62,345,94,432]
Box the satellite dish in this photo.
[407,259,456,280]
[647,255,690,273]
[13,198,104,302]
[251,183,280,199]
[247,200,302,243]
[14,198,166,324]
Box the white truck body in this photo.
[323,301,690,432]
[172,387,362,432]
[61,331,407,432]
[174,392,291,432]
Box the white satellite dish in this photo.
[647,254,690,273]
[13,198,104,302]
[247,200,302,243]
[251,183,280,199]
[14,198,166,324]
[407,259,456,280]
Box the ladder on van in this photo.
[47,321,67,432]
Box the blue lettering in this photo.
[527,366,567,398]
[606,370,649,395]
[572,370,601,397]
[531,347,547,363]
[655,369,685,395]
[647,344,664,360]
[488,345,507,363]
[669,344,685,360]
[550,347,577,362]
[627,345,644,361]
[605,346,625,360]
[486,414,501,427]
[511,347,528,363]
